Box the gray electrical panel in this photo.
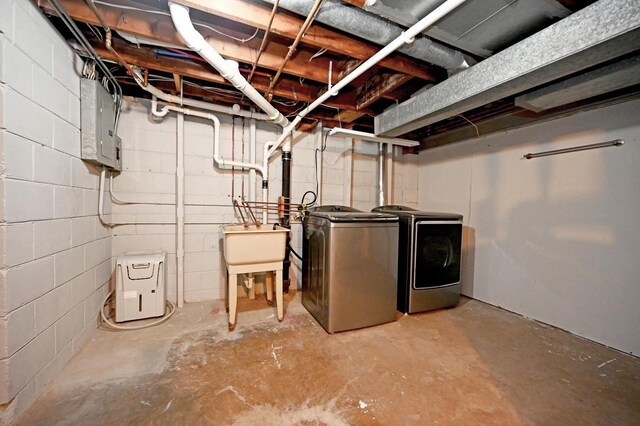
[80,79,122,170]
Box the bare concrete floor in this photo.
[17,293,640,425]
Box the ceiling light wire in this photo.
[457,114,480,137]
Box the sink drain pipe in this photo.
[281,146,292,292]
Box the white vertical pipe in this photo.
[342,137,353,207]
[378,143,386,206]
[385,143,394,205]
[176,113,185,308]
[315,126,324,204]
[249,116,257,203]
[98,167,112,227]
[261,142,275,224]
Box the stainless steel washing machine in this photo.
[302,206,399,333]
[372,205,463,314]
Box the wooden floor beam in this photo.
[169,0,440,82]
[39,0,340,84]
[93,41,373,118]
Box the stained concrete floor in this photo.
[17,293,640,425]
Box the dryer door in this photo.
[413,221,462,289]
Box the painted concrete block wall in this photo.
[0,0,112,420]
[418,99,640,355]
[112,98,418,301]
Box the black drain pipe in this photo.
[281,149,292,293]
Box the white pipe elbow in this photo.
[168,3,205,52]
[169,2,289,129]
[151,96,171,118]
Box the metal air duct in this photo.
[264,0,469,73]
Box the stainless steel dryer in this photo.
[302,206,399,333]
[372,205,463,314]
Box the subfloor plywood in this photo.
[16,294,640,425]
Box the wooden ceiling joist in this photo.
[333,110,367,123]
[356,73,414,110]
[38,0,397,123]
[172,73,182,93]
[93,39,375,118]
[93,41,310,101]
[40,0,341,84]
[170,0,440,82]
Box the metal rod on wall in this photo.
[524,139,624,160]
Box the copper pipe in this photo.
[105,39,145,84]
[233,200,248,227]
[248,0,280,84]
[265,0,324,100]
[241,201,261,226]
[83,0,144,85]
[254,206,300,213]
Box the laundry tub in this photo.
[222,224,290,329]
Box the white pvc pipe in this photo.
[385,143,394,205]
[168,2,289,129]
[378,143,385,206]
[266,0,467,158]
[262,142,275,224]
[151,97,267,176]
[133,70,271,122]
[98,167,112,228]
[151,99,271,225]
[176,113,185,308]
[249,116,257,203]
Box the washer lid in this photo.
[309,211,398,223]
[373,205,463,221]
[308,205,362,213]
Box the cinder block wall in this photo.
[112,98,418,300]
[0,0,112,420]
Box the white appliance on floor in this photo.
[116,252,167,322]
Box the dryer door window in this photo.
[413,221,462,289]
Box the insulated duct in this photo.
[264,0,469,73]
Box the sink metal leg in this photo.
[228,273,238,330]
[275,269,283,321]
[265,271,273,305]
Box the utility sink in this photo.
[221,224,289,266]
[221,224,290,330]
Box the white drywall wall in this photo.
[418,99,640,355]
[0,0,112,421]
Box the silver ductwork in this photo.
[265,0,469,73]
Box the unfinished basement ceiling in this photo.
[38,0,638,149]
[345,0,575,58]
